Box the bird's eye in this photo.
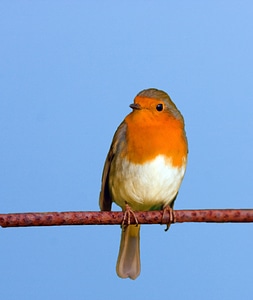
[156,104,163,111]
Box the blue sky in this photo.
[1,1,253,299]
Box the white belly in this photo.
[109,155,186,211]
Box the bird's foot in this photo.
[122,203,138,229]
[162,206,176,231]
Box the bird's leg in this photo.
[122,202,138,229]
[162,205,176,231]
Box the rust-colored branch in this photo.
[0,209,253,228]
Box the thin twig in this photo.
[0,209,253,228]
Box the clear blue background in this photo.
[1,1,253,299]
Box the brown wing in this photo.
[99,121,127,211]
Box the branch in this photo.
[0,209,253,228]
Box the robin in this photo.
[99,88,188,280]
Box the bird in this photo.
[99,88,188,280]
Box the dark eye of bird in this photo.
[156,104,163,111]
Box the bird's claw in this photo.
[162,206,176,231]
[122,203,138,229]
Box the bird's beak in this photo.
[130,103,141,110]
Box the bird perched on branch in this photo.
[99,88,188,279]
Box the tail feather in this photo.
[116,224,140,280]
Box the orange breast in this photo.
[122,109,188,167]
